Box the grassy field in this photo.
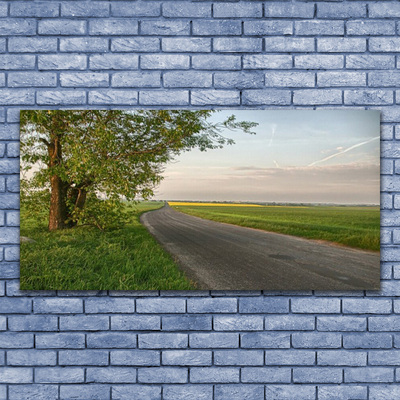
[170,202,380,251]
[20,202,195,290]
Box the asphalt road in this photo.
[140,204,380,290]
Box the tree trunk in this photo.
[48,134,68,231]
[66,187,87,228]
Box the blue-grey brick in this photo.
[87,332,136,349]
[0,333,33,348]
[369,350,400,366]
[39,19,86,35]
[318,71,366,87]
[190,367,239,383]
[163,2,210,18]
[62,2,110,17]
[370,38,400,53]
[214,38,262,53]
[213,3,262,18]
[294,89,342,105]
[60,38,108,53]
[0,73,4,87]
[265,385,315,400]
[265,315,314,331]
[35,367,84,383]
[112,385,161,400]
[38,54,87,70]
[141,54,189,70]
[60,385,110,400]
[264,37,314,53]
[139,333,187,349]
[8,315,57,331]
[318,38,366,53]
[162,38,211,53]
[345,367,393,383]
[59,350,109,366]
[343,333,392,349]
[369,2,400,18]
[244,21,292,36]
[317,316,366,331]
[60,72,109,88]
[191,89,239,105]
[264,2,314,18]
[140,90,188,105]
[214,315,263,331]
[343,299,392,314]
[395,265,400,279]
[318,350,366,366]
[346,55,395,69]
[295,20,344,36]
[395,162,400,175]
[89,19,138,35]
[192,54,241,70]
[292,333,341,349]
[318,385,367,400]
[267,72,313,89]
[370,71,400,87]
[138,367,187,383]
[0,262,19,278]
[111,315,160,331]
[381,263,393,279]
[243,89,291,105]
[317,3,366,19]
[162,315,211,331]
[0,19,36,36]
[296,55,344,69]
[381,246,400,261]
[189,332,238,348]
[163,385,212,400]
[0,316,5,330]
[90,54,138,70]
[292,298,340,314]
[112,38,159,52]
[382,142,400,158]
[37,90,86,105]
[163,71,211,88]
[369,316,400,331]
[214,349,263,366]
[11,2,59,17]
[112,2,160,17]
[9,385,58,400]
[8,72,56,88]
[215,384,264,400]
[85,298,135,313]
[266,350,315,365]
[240,332,290,349]
[141,20,189,36]
[162,350,211,366]
[0,297,31,313]
[371,386,400,400]
[345,89,393,105]
[239,297,288,313]
[193,20,241,36]
[242,367,291,383]
[187,298,237,313]
[89,90,138,105]
[0,367,32,383]
[60,315,109,331]
[110,350,159,366]
[381,194,393,210]
[6,175,19,192]
[215,71,263,89]
[0,2,6,17]
[9,37,57,53]
[7,349,56,366]
[293,367,342,383]
[86,367,136,383]
[34,298,82,314]
[0,55,35,70]
[0,160,18,175]
[347,20,395,36]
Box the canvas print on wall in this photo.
[20,110,380,291]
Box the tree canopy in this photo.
[21,110,257,230]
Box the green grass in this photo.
[20,202,195,290]
[171,204,380,251]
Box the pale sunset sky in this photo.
[154,110,380,205]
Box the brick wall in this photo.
[0,1,399,399]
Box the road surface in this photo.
[140,204,380,290]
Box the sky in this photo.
[154,110,380,205]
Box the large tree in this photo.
[21,110,257,231]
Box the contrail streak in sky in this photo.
[308,136,379,167]
[269,124,277,147]
[273,160,280,168]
